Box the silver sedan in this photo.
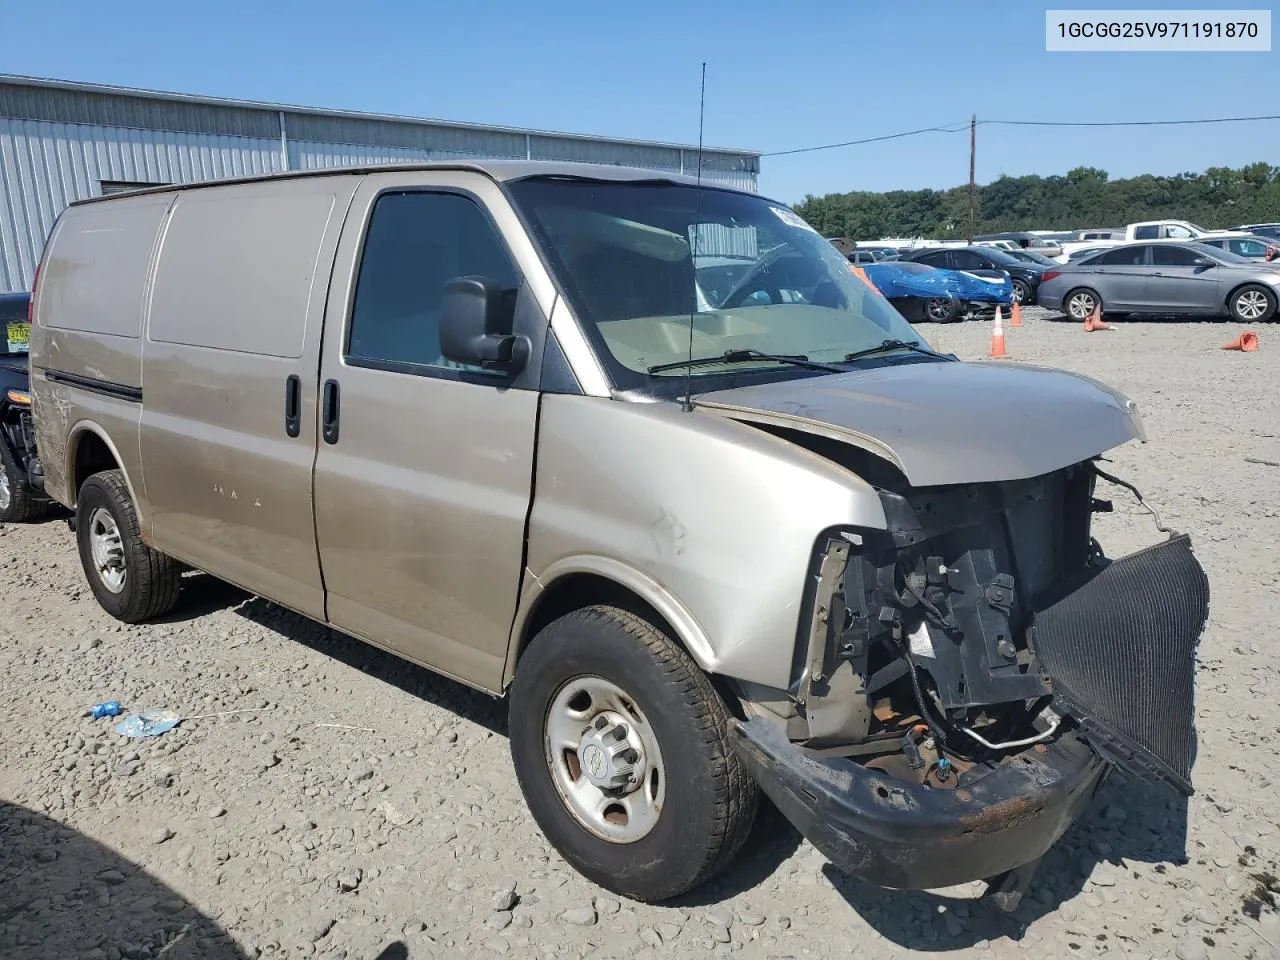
[1037,241,1280,322]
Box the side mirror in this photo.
[439,276,527,371]
[1192,257,1214,268]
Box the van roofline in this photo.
[66,159,774,208]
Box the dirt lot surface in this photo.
[2,309,1279,960]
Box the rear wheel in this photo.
[924,296,961,323]
[1064,288,1100,321]
[1228,284,1276,323]
[76,470,181,622]
[1010,278,1032,305]
[509,605,758,901]
[0,438,44,523]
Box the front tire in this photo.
[1228,284,1277,323]
[76,470,181,622]
[509,605,758,902]
[0,438,44,523]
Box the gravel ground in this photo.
[2,308,1279,960]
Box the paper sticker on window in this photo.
[5,322,29,354]
[770,207,819,233]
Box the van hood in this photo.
[694,359,1143,487]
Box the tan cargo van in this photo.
[30,162,1209,907]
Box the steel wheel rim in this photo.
[1068,292,1095,320]
[0,463,10,511]
[925,298,950,321]
[88,507,127,594]
[1236,290,1267,320]
[544,675,666,844]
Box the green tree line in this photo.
[793,163,1280,240]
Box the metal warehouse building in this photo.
[0,74,760,292]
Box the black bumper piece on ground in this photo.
[732,717,1106,894]
[1031,534,1209,795]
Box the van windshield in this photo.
[506,178,925,387]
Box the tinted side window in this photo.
[348,192,519,368]
[1132,225,1158,240]
[1152,245,1204,266]
[916,250,948,266]
[951,250,984,269]
[1096,246,1148,265]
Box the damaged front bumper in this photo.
[732,716,1107,897]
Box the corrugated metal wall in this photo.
[1,118,284,291]
[1,79,760,291]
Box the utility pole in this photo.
[967,114,976,243]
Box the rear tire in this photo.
[509,605,758,902]
[1064,287,1100,321]
[76,470,181,622]
[0,438,44,523]
[923,296,961,323]
[1011,278,1032,305]
[1228,284,1276,323]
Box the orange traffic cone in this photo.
[989,306,1007,358]
[1083,306,1113,332]
[1010,301,1022,327]
[1222,330,1259,352]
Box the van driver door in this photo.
[311,171,552,692]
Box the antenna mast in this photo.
[681,62,707,414]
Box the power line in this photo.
[759,121,970,157]
[985,114,1280,128]
[763,113,1280,158]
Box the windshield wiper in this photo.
[648,349,845,375]
[842,339,950,363]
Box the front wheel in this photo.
[509,605,758,902]
[1228,284,1277,323]
[76,470,181,622]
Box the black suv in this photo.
[902,246,1047,306]
[1,292,48,521]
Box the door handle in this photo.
[284,375,301,438]
[1152,271,1164,276]
[321,379,340,445]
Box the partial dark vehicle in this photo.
[1037,241,1280,322]
[1004,248,1060,268]
[903,245,1048,306]
[0,292,48,522]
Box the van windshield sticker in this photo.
[770,207,819,233]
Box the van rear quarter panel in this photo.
[30,194,174,508]
[139,177,360,618]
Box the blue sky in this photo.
[4,0,1276,203]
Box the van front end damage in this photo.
[731,460,1209,908]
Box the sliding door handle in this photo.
[284,375,301,438]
